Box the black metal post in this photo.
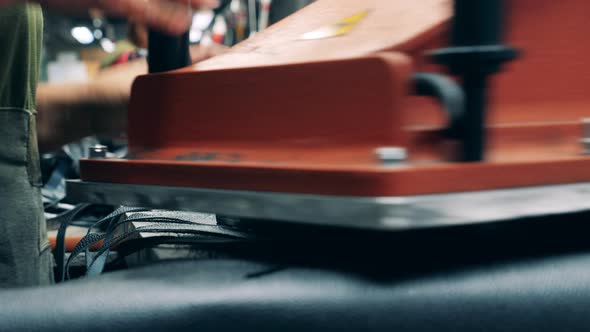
[147,29,191,74]
[431,0,518,162]
[461,74,488,161]
[451,0,503,47]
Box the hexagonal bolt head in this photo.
[375,147,407,165]
[88,144,108,159]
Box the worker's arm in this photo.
[35,62,141,153]
[0,0,219,34]
[36,43,225,152]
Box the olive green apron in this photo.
[0,4,53,287]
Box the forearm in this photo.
[36,82,122,153]
[35,43,224,153]
[35,59,146,152]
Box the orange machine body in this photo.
[80,0,590,197]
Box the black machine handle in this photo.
[147,29,191,74]
[413,72,465,140]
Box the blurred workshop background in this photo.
[40,0,314,83]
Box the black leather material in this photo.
[2,251,590,332]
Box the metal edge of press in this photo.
[65,180,590,231]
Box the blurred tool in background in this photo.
[194,0,314,45]
[228,0,247,42]
[45,0,313,67]
[248,0,257,38]
[258,0,272,31]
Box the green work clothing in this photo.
[0,3,53,287]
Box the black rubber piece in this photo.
[413,72,465,139]
[430,45,519,75]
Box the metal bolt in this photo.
[375,147,407,165]
[88,144,108,159]
[582,119,590,155]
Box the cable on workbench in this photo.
[52,203,93,283]
[64,210,257,279]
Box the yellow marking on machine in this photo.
[301,10,370,40]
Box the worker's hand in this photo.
[0,0,220,35]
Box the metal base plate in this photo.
[66,180,590,231]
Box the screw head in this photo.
[375,147,407,164]
[88,144,108,159]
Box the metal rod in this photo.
[431,0,517,161]
[147,30,191,74]
[461,74,488,161]
[451,0,503,46]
